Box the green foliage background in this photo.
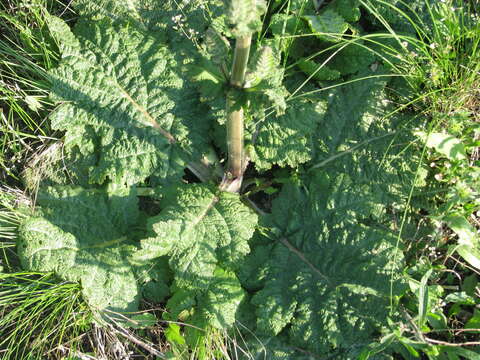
[0,0,479,359]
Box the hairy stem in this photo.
[227,35,251,180]
[230,35,252,87]
[226,97,244,178]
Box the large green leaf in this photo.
[73,0,150,25]
[444,215,480,270]
[311,73,425,203]
[133,184,257,330]
[297,58,342,81]
[362,0,433,34]
[326,40,376,75]
[416,131,468,161]
[134,184,258,289]
[17,186,141,318]
[247,172,404,355]
[165,267,245,330]
[326,0,361,22]
[241,75,425,357]
[47,16,211,186]
[290,0,317,13]
[315,73,388,159]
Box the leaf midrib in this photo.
[79,32,177,144]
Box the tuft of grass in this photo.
[365,0,480,117]
[0,186,30,270]
[0,0,73,183]
[0,272,92,360]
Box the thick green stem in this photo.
[227,35,251,180]
[230,35,252,87]
[226,97,244,178]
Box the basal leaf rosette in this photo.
[17,186,143,320]
[245,172,404,355]
[132,184,257,329]
[47,16,211,186]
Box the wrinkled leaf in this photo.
[250,99,327,170]
[247,171,405,355]
[47,16,211,186]
[134,184,257,288]
[18,186,142,318]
